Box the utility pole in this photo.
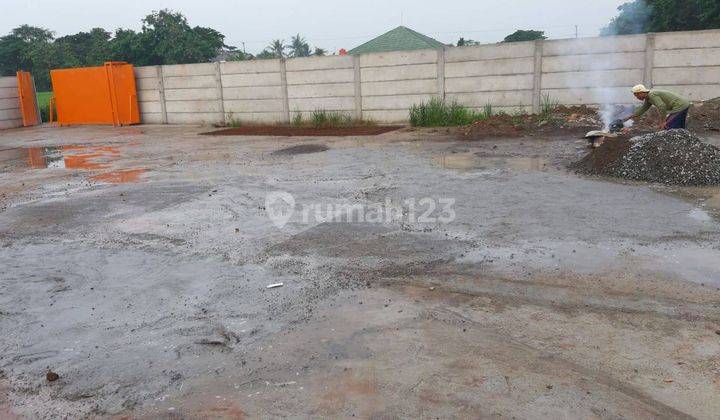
[242,42,246,54]
[575,25,578,38]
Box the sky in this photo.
[4,0,628,53]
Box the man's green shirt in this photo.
[633,89,691,118]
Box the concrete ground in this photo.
[1,124,719,419]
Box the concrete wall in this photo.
[651,29,720,100]
[222,59,285,123]
[0,77,22,130]
[446,41,535,114]
[287,55,355,120]
[360,49,439,122]
[540,34,647,106]
[133,28,720,125]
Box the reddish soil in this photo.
[201,125,403,137]
[462,105,600,140]
[571,137,632,175]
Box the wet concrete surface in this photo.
[1,124,720,419]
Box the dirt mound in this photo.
[689,97,720,132]
[573,129,720,186]
[462,105,600,140]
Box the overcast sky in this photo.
[4,0,627,53]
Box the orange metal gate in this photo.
[16,71,40,126]
[50,62,140,126]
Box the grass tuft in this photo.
[226,113,243,127]
[409,97,488,127]
[540,93,559,115]
[294,109,376,128]
[37,91,54,122]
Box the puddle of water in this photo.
[688,208,713,222]
[2,144,147,184]
[21,145,121,170]
[433,152,548,172]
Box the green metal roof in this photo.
[348,26,445,55]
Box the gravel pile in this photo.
[573,129,720,186]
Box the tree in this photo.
[228,50,254,61]
[456,37,479,47]
[0,10,233,91]
[288,34,311,58]
[601,0,654,35]
[256,50,278,59]
[110,28,147,64]
[138,9,228,65]
[0,25,54,77]
[602,0,720,35]
[313,47,327,56]
[55,28,111,67]
[503,30,546,43]
[264,39,286,58]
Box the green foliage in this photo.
[37,91,53,122]
[257,36,327,59]
[483,103,493,118]
[226,113,242,127]
[137,10,227,65]
[259,39,286,59]
[228,50,254,61]
[602,0,720,35]
[539,93,559,114]
[409,97,488,127]
[601,1,654,35]
[55,28,111,66]
[291,112,304,127]
[503,30,546,43]
[456,37,479,47]
[288,34,311,58]
[0,12,334,90]
[0,10,229,90]
[290,109,374,128]
[255,50,278,60]
[0,25,54,88]
[311,109,352,127]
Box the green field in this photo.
[37,91,53,122]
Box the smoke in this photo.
[600,0,652,36]
[600,104,636,131]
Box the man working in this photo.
[624,84,691,130]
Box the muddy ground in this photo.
[1,124,719,419]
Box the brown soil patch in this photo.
[461,105,600,140]
[201,125,403,137]
[571,137,631,175]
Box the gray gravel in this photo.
[609,129,720,185]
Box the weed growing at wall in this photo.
[409,98,489,127]
[540,93,560,115]
[292,109,376,128]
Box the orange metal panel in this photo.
[16,71,40,126]
[50,62,140,126]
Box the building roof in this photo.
[348,26,445,55]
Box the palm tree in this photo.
[267,39,286,58]
[256,50,276,59]
[312,47,327,57]
[288,34,311,58]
